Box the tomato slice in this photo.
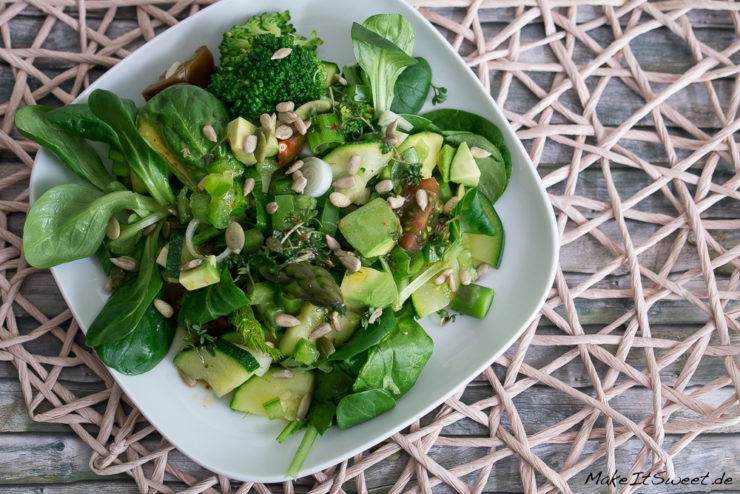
[278,133,307,166]
[142,46,215,101]
[397,177,440,252]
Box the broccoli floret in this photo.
[209,33,328,121]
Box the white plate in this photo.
[28,0,558,482]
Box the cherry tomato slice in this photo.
[142,46,215,101]
[397,177,440,252]
[278,133,307,166]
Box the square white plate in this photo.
[28,0,558,482]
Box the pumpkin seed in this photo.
[225,222,245,254]
[106,217,120,240]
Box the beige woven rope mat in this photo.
[1,0,739,492]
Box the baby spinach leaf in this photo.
[178,268,248,327]
[308,365,355,434]
[456,188,498,237]
[336,389,396,429]
[137,85,230,189]
[94,299,176,375]
[351,16,418,116]
[45,104,121,148]
[444,132,507,204]
[86,230,163,347]
[14,105,113,190]
[23,184,159,269]
[353,317,433,398]
[391,57,432,114]
[88,89,175,206]
[399,114,440,133]
[325,310,396,362]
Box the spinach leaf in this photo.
[88,89,175,206]
[351,15,418,116]
[86,230,162,347]
[308,365,355,434]
[336,389,396,429]
[444,132,507,204]
[178,268,248,327]
[456,188,498,236]
[422,108,512,189]
[390,57,431,114]
[45,104,121,148]
[22,184,159,269]
[165,227,185,280]
[353,317,433,398]
[400,114,440,133]
[325,310,396,362]
[94,299,175,375]
[137,85,230,189]
[14,105,113,190]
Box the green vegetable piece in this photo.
[336,389,396,429]
[86,230,162,347]
[450,283,495,319]
[23,184,159,269]
[226,117,258,165]
[88,89,175,205]
[326,309,396,362]
[15,105,113,190]
[411,274,453,318]
[229,305,282,360]
[278,302,326,356]
[318,200,340,236]
[294,99,333,121]
[307,113,345,155]
[294,338,320,366]
[351,15,418,116]
[263,398,286,420]
[456,188,497,237]
[271,194,317,231]
[389,246,425,280]
[353,317,433,398]
[397,131,444,179]
[165,228,185,280]
[178,254,221,291]
[230,367,314,420]
[323,141,394,203]
[449,141,481,186]
[276,420,305,444]
[178,266,248,326]
[390,56,432,115]
[249,281,276,305]
[278,291,304,315]
[45,103,121,149]
[261,262,344,310]
[203,171,234,197]
[340,266,397,311]
[287,425,319,479]
[338,198,400,258]
[438,144,456,183]
[95,298,176,375]
[174,338,259,397]
[464,232,504,269]
[243,228,265,253]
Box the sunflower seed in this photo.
[340,253,361,273]
[331,315,342,333]
[348,154,361,175]
[106,217,120,240]
[460,269,472,286]
[325,235,341,251]
[275,124,293,140]
[443,196,461,214]
[387,195,406,209]
[179,370,198,387]
[271,47,292,60]
[153,298,174,318]
[448,274,457,292]
[181,258,203,271]
[470,146,492,158]
[294,117,308,135]
[329,192,351,208]
[375,179,393,195]
[296,392,312,420]
[291,174,308,194]
[310,322,332,339]
[276,101,295,112]
[477,263,491,279]
[225,222,245,254]
[275,314,301,327]
[416,189,428,210]
[243,177,255,196]
[271,369,294,379]
[259,113,273,131]
[332,175,356,189]
[384,135,398,147]
[434,268,453,285]
[202,124,218,143]
[243,134,258,153]
[110,256,138,272]
[285,160,304,174]
[386,118,399,137]
[368,307,383,325]
[266,201,279,214]
[103,275,113,293]
[332,73,348,85]
[143,223,157,236]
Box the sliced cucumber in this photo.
[230,368,314,420]
[462,203,504,268]
[220,330,273,377]
[411,276,453,318]
[173,338,260,397]
[278,302,326,356]
[323,141,393,203]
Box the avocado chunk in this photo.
[438,144,456,183]
[341,267,397,311]
[449,141,481,186]
[338,198,400,258]
[397,131,443,179]
[179,255,220,290]
[226,117,258,165]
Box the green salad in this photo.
[17,11,510,476]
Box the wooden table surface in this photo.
[1,3,738,493]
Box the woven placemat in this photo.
[1,0,739,492]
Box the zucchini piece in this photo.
[220,330,273,377]
[230,368,314,420]
[323,141,393,202]
[173,338,260,397]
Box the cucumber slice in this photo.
[411,277,452,318]
[463,203,504,268]
[173,338,259,397]
[230,368,314,420]
[220,330,273,377]
[323,141,393,202]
